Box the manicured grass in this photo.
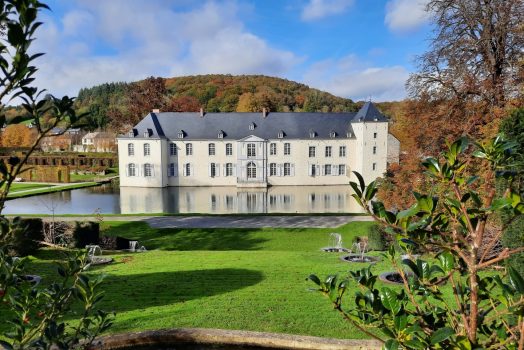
[0,221,460,340]
[6,182,98,199]
[6,183,52,193]
[69,173,115,183]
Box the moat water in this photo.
[3,183,362,215]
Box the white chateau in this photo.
[117,102,398,188]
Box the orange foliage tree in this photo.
[0,124,37,147]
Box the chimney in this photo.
[262,107,267,118]
[152,109,160,113]
[200,108,204,117]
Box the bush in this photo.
[72,221,99,248]
[7,218,43,256]
[502,216,524,277]
[367,225,386,251]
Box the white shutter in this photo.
[331,165,336,176]
[216,164,220,177]
[125,164,129,176]
[208,164,212,177]
[183,164,187,176]
[223,165,227,176]
[291,164,295,176]
[277,164,282,177]
[316,165,320,177]
[308,163,312,176]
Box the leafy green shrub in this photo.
[1,218,43,257]
[72,221,100,248]
[367,225,386,251]
[502,216,524,277]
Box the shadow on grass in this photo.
[99,268,264,312]
[101,222,268,251]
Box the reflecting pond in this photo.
[4,184,363,215]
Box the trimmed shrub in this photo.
[367,225,386,251]
[72,221,100,248]
[502,216,524,277]
[8,218,43,256]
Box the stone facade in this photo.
[118,102,397,188]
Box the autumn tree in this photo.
[380,0,524,208]
[125,76,168,127]
[0,124,37,147]
[168,95,200,112]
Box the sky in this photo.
[32,0,433,102]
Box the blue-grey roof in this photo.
[121,102,387,140]
[353,101,389,122]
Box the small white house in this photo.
[117,102,398,188]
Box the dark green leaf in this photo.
[430,327,454,344]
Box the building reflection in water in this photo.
[119,185,363,214]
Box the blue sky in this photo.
[33,0,432,101]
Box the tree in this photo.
[408,0,524,109]
[310,136,524,349]
[125,77,168,126]
[0,124,37,147]
[0,1,113,348]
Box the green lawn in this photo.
[6,182,98,199]
[0,221,458,339]
[69,173,116,183]
[6,183,52,193]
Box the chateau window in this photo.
[283,163,291,176]
[310,164,316,176]
[278,130,284,139]
[178,131,185,139]
[127,163,136,177]
[269,163,277,176]
[373,146,377,154]
[324,164,332,175]
[339,146,346,157]
[144,163,153,177]
[270,143,276,155]
[210,163,217,177]
[186,143,193,156]
[373,163,377,171]
[284,143,291,155]
[168,163,176,177]
[169,143,177,156]
[309,146,316,158]
[225,163,233,176]
[325,146,332,157]
[329,131,336,138]
[143,143,150,156]
[247,162,256,179]
[226,143,233,156]
[128,143,134,156]
[309,130,316,138]
[249,123,256,131]
[374,132,377,139]
[247,143,256,157]
[218,131,224,139]
[338,164,345,175]
[185,163,191,176]
[209,143,215,156]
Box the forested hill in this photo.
[74,75,358,131]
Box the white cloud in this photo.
[385,0,430,32]
[303,55,409,101]
[31,0,300,97]
[301,0,354,21]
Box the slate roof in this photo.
[120,102,387,140]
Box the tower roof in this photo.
[352,102,388,122]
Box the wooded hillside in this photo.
[73,75,358,131]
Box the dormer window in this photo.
[143,131,149,138]
[309,130,316,138]
[128,131,134,137]
[278,130,284,139]
[347,131,353,138]
[178,130,185,139]
[249,123,256,131]
[329,131,336,138]
[374,117,378,121]
[218,130,224,139]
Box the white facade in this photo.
[118,102,396,188]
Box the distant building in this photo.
[118,102,399,188]
[75,131,117,153]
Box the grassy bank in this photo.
[6,182,99,199]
